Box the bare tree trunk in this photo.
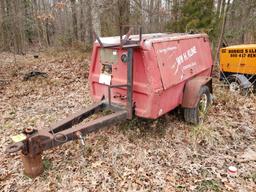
[85,0,93,44]
[154,0,161,32]
[148,0,154,32]
[0,0,6,50]
[32,0,42,48]
[1,0,11,51]
[70,0,78,41]
[24,0,33,45]
[91,0,101,36]
[216,0,222,16]
[172,0,179,32]
[214,0,231,66]
[240,0,253,43]
[45,18,51,46]
[220,0,226,17]
[11,0,24,54]
[79,0,85,41]
[41,0,50,46]
[117,0,130,28]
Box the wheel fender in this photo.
[227,74,252,89]
[182,76,212,108]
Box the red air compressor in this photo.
[6,28,213,177]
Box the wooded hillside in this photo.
[0,0,255,54]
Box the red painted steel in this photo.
[89,33,213,119]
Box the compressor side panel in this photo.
[147,36,213,119]
[153,36,212,90]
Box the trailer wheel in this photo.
[184,85,211,125]
[227,75,251,96]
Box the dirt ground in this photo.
[0,51,256,192]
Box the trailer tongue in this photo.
[6,27,213,178]
[6,102,128,177]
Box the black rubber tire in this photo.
[184,85,211,125]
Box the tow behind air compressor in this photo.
[220,44,256,95]
[6,27,213,177]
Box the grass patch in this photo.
[43,158,53,171]
[189,122,223,149]
[196,179,220,192]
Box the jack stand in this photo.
[21,152,44,178]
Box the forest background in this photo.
[0,0,255,55]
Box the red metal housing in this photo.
[89,33,213,119]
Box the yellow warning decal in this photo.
[11,134,27,143]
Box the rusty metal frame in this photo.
[6,101,127,156]
[120,25,142,48]
[94,25,142,49]
[107,47,135,119]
